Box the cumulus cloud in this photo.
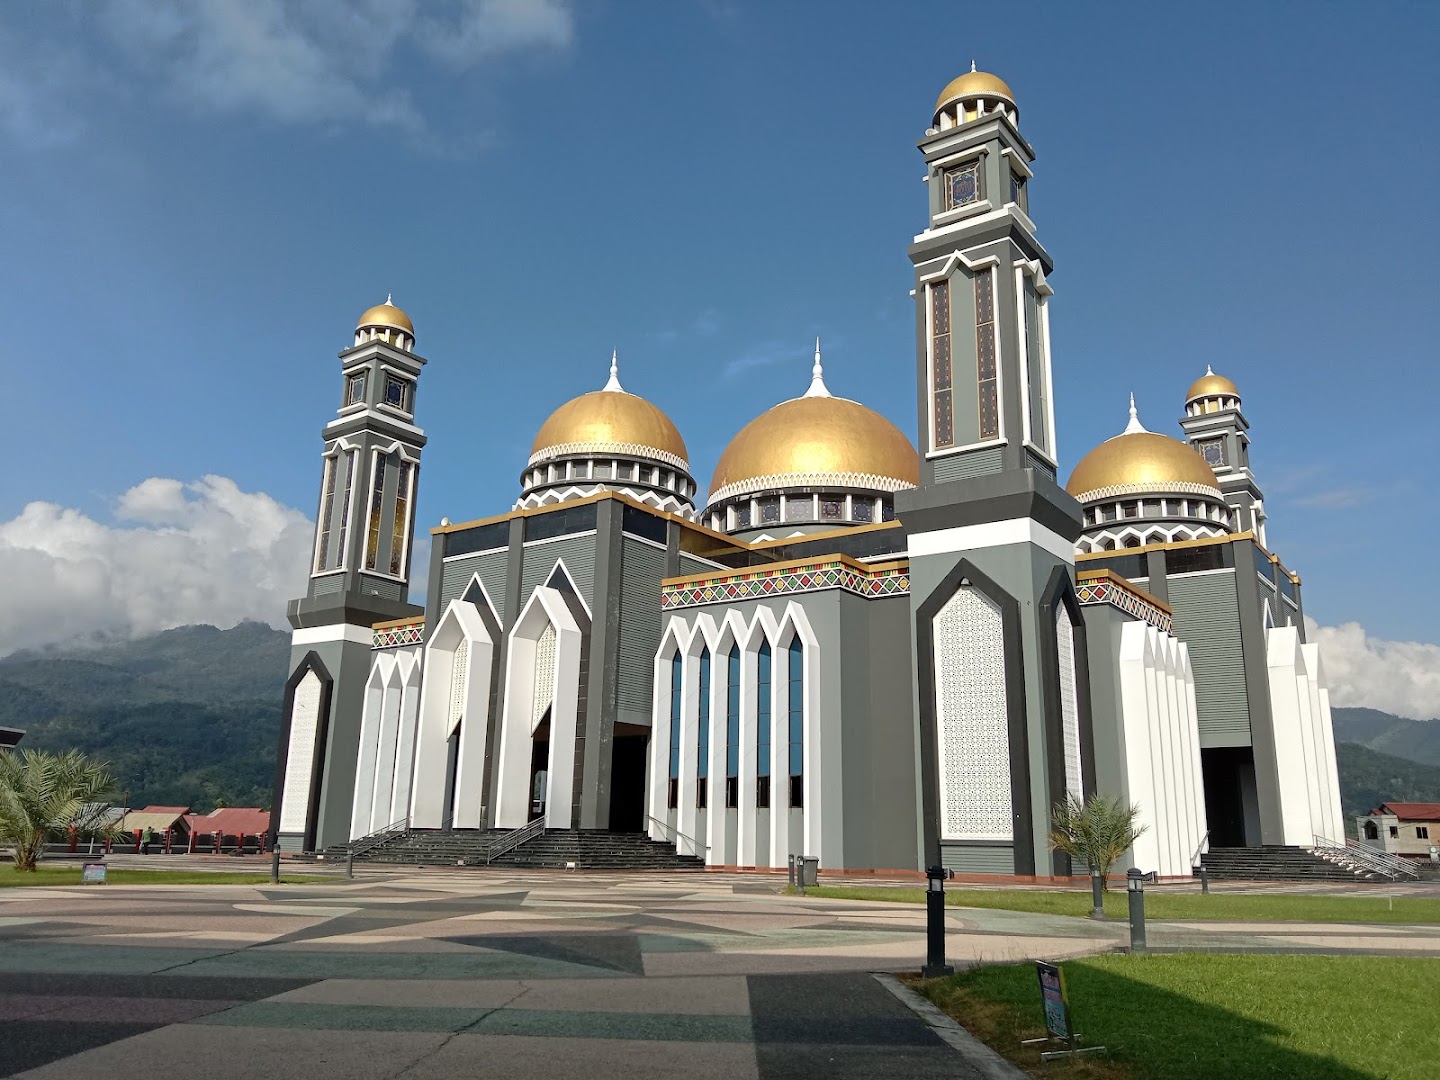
[0,476,313,656]
[1307,617,1440,721]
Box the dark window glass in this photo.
[975,272,999,439]
[445,521,508,557]
[726,647,740,780]
[852,501,873,523]
[725,777,738,809]
[696,777,708,810]
[667,778,678,810]
[881,502,896,522]
[1390,826,1399,838]
[787,638,803,779]
[1253,545,1275,583]
[696,648,710,782]
[735,503,753,528]
[1418,826,1430,839]
[345,372,366,406]
[757,642,771,782]
[668,653,682,780]
[1123,502,1139,519]
[524,502,598,541]
[789,775,804,809]
[384,375,412,411]
[759,497,781,525]
[622,504,668,545]
[1087,553,1146,580]
[1009,172,1023,204]
[1165,544,1227,575]
[756,775,770,810]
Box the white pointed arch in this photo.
[351,650,396,840]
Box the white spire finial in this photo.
[1122,392,1148,435]
[602,349,624,392]
[1205,363,1214,376]
[971,59,977,72]
[385,292,393,305]
[804,336,831,398]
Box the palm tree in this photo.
[0,749,120,872]
[1050,794,1145,889]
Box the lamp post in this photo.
[1126,867,1148,952]
[922,865,954,978]
[1089,864,1106,919]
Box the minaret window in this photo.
[975,272,999,441]
[696,648,710,809]
[1009,172,1025,206]
[756,642,771,809]
[344,373,366,406]
[334,451,359,569]
[1021,276,1050,453]
[944,160,981,210]
[314,455,338,572]
[389,461,414,577]
[1197,439,1226,467]
[383,375,413,412]
[364,454,386,571]
[930,280,953,449]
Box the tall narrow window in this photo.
[696,648,710,809]
[314,455,338,571]
[1022,277,1049,453]
[756,642,772,809]
[725,646,740,808]
[344,372,366,406]
[334,451,358,570]
[389,461,414,576]
[364,453,386,571]
[787,638,804,808]
[975,272,999,440]
[667,652,681,809]
[930,280,953,449]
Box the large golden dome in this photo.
[531,388,688,466]
[1185,368,1240,403]
[935,67,1016,117]
[357,299,413,335]
[1067,397,1218,498]
[709,396,918,501]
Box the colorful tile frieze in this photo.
[373,621,425,649]
[661,559,909,609]
[1076,576,1172,633]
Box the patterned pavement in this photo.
[1,869,1435,1078]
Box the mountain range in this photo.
[1,623,1436,820]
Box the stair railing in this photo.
[1190,830,1210,869]
[484,817,546,865]
[1311,834,1419,880]
[349,815,410,859]
[646,815,709,860]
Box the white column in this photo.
[705,646,727,865]
[768,636,787,868]
[676,646,700,857]
[350,661,387,840]
[1117,623,1161,874]
[737,635,759,867]
[1265,626,1314,844]
[451,633,495,830]
[369,668,403,834]
[389,651,423,825]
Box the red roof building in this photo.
[1357,803,1440,858]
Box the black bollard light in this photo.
[1089,864,1106,919]
[788,853,796,889]
[922,865,954,978]
[347,849,355,879]
[269,836,281,885]
[1199,865,1210,895]
[1127,868,1147,952]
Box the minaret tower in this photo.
[272,299,428,853]
[898,68,1090,878]
[1179,368,1267,545]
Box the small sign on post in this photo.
[1022,961,1105,1062]
[81,862,107,885]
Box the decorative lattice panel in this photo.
[532,623,557,731]
[1056,604,1083,800]
[279,671,322,833]
[933,587,1012,841]
[446,639,469,734]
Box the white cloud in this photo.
[0,476,313,656]
[1307,617,1440,721]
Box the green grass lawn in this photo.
[915,954,1439,1079]
[793,884,1440,924]
[0,864,330,887]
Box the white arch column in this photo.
[351,655,392,840]
[368,661,404,834]
[389,652,423,825]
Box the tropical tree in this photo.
[1049,794,1145,889]
[0,749,121,871]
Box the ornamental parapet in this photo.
[526,439,689,471]
[662,555,909,610]
[707,470,916,505]
[372,617,425,649]
[1076,569,1172,633]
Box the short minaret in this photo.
[1179,368,1267,544]
[898,69,1090,879]
[272,299,428,853]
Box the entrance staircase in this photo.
[325,827,705,872]
[1200,845,1398,882]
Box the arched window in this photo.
[1363,820,1378,841]
[787,638,804,808]
[725,646,740,808]
[696,648,710,809]
[756,641,772,809]
[667,652,681,809]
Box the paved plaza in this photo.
[1,868,1437,1078]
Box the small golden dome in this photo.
[357,300,414,335]
[934,66,1016,118]
[531,389,688,465]
[1185,368,1240,403]
[710,396,918,500]
[1067,432,1218,498]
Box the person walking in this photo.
[141,827,156,855]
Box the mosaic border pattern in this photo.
[373,620,425,649]
[662,559,909,610]
[1076,574,1172,633]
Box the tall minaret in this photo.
[1179,368,1267,545]
[271,300,428,853]
[898,69,1090,879]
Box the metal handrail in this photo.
[1312,834,1419,880]
[349,815,410,858]
[484,817,546,865]
[646,815,709,857]
[1190,830,1211,868]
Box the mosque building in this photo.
[271,68,1344,876]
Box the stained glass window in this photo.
[735,503,752,529]
[759,498,780,525]
[364,453,386,570]
[315,456,337,571]
[820,499,843,520]
[931,280,953,449]
[852,500,873,523]
[384,375,411,412]
[344,372,366,406]
[390,461,413,576]
[975,272,999,440]
[944,160,980,211]
[334,451,358,569]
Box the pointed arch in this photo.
[271,651,335,852]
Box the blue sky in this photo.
[1,3,1437,709]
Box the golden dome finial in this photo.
[1185,367,1241,404]
[934,66,1016,124]
[356,297,414,336]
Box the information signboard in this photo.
[1035,960,1070,1041]
[81,862,107,885]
